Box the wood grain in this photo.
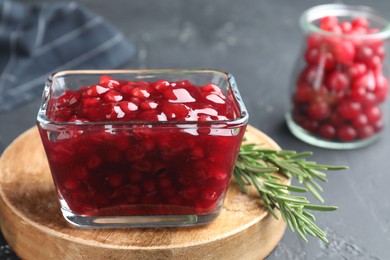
[0,125,289,260]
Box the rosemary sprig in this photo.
[234,143,347,243]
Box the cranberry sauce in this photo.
[292,16,388,142]
[39,75,246,217]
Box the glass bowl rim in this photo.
[36,69,249,128]
[300,3,390,40]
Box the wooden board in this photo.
[0,125,289,260]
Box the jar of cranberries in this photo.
[286,4,390,149]
[36,69,248,227]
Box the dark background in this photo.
[1,0,389,259]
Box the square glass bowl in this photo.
[36,69,248,227]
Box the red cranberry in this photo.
[373,44,385,60]
[326,71,349,92]
[162,104,189,120]
[100,75,120,88]
[352,114,369,128]
[307,101,330,121]
[352,72,375,92]
[307,34,323,48]
[362,92,377,108]
[337,125,357,141]
[338,100,362,120]
[352,17,369,29]
[299,66,323,86]
[103,90,123,103]
[320,16,339,31]
[305,47,320,65]
[87,155,101,169]
[118,101,138,113]
[140,100,158,110]
[367,55,382,69]
[332,40,355,65]
[107,174,123,188]
[340,21,352,34]
[84,85,110,97]
[348,63,367,79]
[358,125,375,139]
[294,82,313,103]
[319,124,336,140]
[350,85,367,103]
[131,86,151,99]
[365,106,382,124]
[356,45,375,64]
[300,119,319,132]
[374,74,389,103]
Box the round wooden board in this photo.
[0,125,289,260]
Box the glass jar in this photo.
[36,69,248,227]
[286,4,390,149]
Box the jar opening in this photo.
[300,4,390,40]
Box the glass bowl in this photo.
[36,69,248,227]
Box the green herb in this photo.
[234,143,347,243]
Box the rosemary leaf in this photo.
[303,204,338,211]
[233,141,347,243]
[304,182,325,203]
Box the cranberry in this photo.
[326,71,349,92]
[340,21,352,34]
[365,106,382,124]
[140,100,158,110]
[332,40,355,65]
[131,86,151,99]
[338,100,362,120]
[84,85,110,97]
[83,97,102,107]
[99,75,120,88]
[64,179,80,190]
[350,85,367,103]
[356,45,375,64]
[300,119,319,132]
[319,124,336,140]
[87,155,101,169]
[162,104,189,120]
[294,82,313,103]
[107,174,124,188]
[352,72,375,92]
[374,74,389,102]
[348,63,367,79]
[305,49,335,71]
[358,125,375,139]
[307,34,323,48]
[307,101,330,121]
[298,66,322,86]
[118,101,138,113]
[320,16,339,31]
[103,90,123,103]
[352,114,369,128]
[365,96,379,112]
[328,114,344,128]
[305,48,319,65]
[57,90,81,108]
[352,17,369,29]
[153,80,171,91]
[337,125,357,141]
[367,55,382,69]
[373,44,385,60]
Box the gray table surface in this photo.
[1,0,389,259]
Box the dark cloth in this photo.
[0,0,135,112]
